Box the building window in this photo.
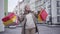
[57,1,60,7]
[57,16,60,22]
[57,8,60,15]
[48,5,51,8]
[48,8,51,15]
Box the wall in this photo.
[0,0,4,32]
[51,0,57,24]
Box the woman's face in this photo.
[25,5,30,11]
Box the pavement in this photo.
[0,24,60,34]
[37,24,60,34]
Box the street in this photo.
[0,24,60,34]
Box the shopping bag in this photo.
[2,13,16,26]
[2,13,15,22]
[38,14,42,22]
[3,16,16,26]
[40,9,48,21]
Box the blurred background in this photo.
[0,0,60,34]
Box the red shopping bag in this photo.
[3,16,16,26]
[40,9,48,21]
[2,13,15,22]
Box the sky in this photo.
[8,0,18,12]
[8,0,23,12]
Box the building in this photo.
[13,0,36,15]
[40,0,60,24]
[0,0,5,32]
[13,0,60,24]
[51,0,60,24]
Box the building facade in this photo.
[0,0,5,32]
[13,0,60,24]
[41,0,60,24]
[51,0,60,24]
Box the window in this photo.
[57,1,60,7]
[48,5,51,8]
[57,8,60,15]
[57,16,60,22]
[48,8,51,15]
[49,16,52,22]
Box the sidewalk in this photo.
[0,27,22,34]
[0,24,60,34]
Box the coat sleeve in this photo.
[21,15,27,26]
[21,15,27,34]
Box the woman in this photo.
[21,5,37,34]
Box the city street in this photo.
[0,24,60,34]
[0,0,60,34]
